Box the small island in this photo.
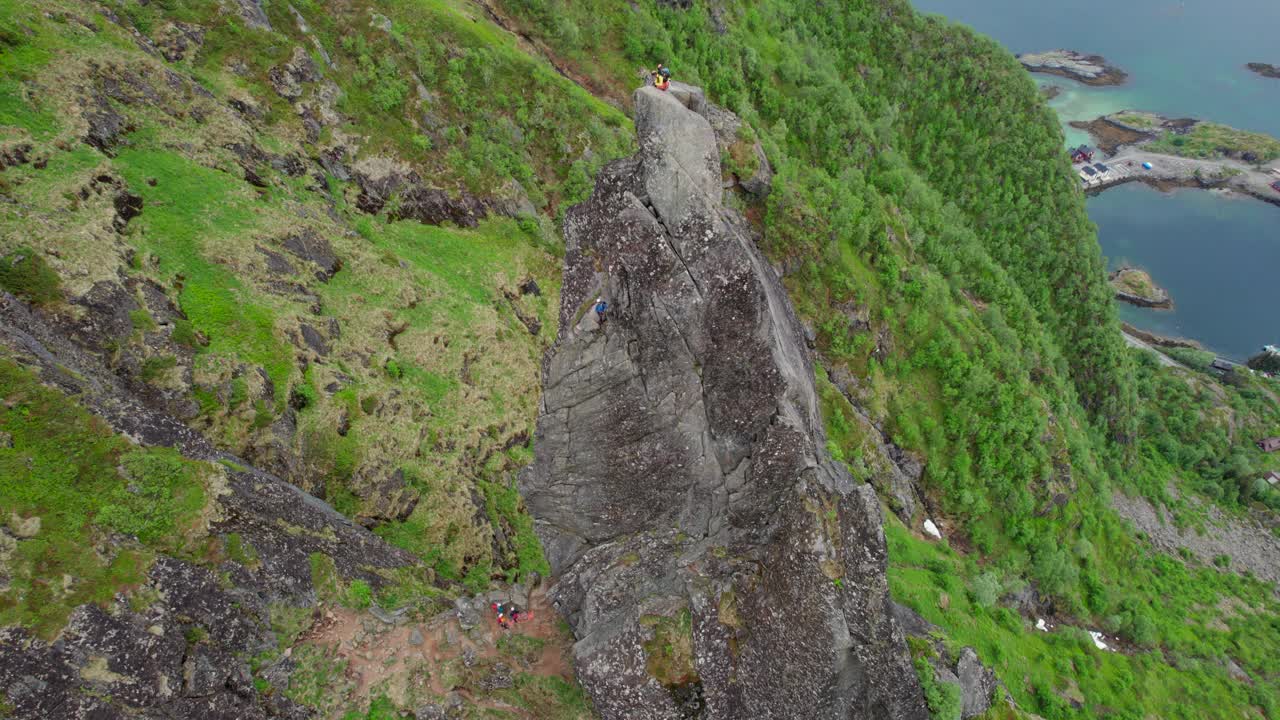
[1017,50,1128,86]
[1109,267,1172,309]
[1247,62,1280,79]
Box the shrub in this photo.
[141,355,177,382]
[1032,539,1080,603]
[170,319,202,348]
[130,309,156,332]
[347,579,372,609]
[0,247,62,305]
[971,571,1002,608]
[914,657,963,720]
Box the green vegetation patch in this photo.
[479,469,551,584]
[285,643,355,715]
[0,246,62,305]
[641,608,697,688]
[886,519,1280,720]
[0,359,210,638]
[1147,121,1280,163]
[913,656,962,720]
[113,148,293,406]
[494,673,596,719]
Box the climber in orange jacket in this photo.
[652,62,671,91]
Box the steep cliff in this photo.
[522,84,927,719]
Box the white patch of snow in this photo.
[1035,618,1048,632]
[1089,630,1109,651]
[923,519,942,539]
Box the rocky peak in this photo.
[522,84,927,719]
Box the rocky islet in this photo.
[1017,49,1128,86]
[1109,266,1172,309]
[1247,62,1280,79]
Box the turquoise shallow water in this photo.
[911,0,1280,359]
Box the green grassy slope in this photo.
[0,359,211,639]
[0,0,633,591]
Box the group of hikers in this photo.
[491,601,527,630]
[651,62,672,90]
[583,62,671,334]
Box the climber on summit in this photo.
[652,62,671,91]
[594,297,608,326]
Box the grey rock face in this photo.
[353,165,492,228]
[956,647,997,718]
[522,85,926,719]
[269,46,318,100]
[1112,489,1280,586]
[235,0,273,32]
[280,229,341,281]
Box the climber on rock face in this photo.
[594,297,608,326]
[652,62,671,91]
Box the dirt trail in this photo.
[302,587,576,717]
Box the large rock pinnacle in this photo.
[521,84,928,719]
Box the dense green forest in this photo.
[1,0,1278,717]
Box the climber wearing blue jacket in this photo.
[594,297,608,326]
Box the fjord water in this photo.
[912,0,1280,359]
[1091,185,1280,361]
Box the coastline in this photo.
[1071,113,1280,209]
[1120,323,1202,350]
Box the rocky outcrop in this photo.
[1069,117,1152,156]
[1247,62,1280,79]
[235,0,273,32]
[155,21,205,63]
[269,46,319,100]
[702,100,773,200]
[280,229,341,281]
[352,157,493,228]
[522,85,926,719]
[1016,50,1127,86]
[826,365,923,523]
[892,605,1000,719]
[1068,111,1196,155]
